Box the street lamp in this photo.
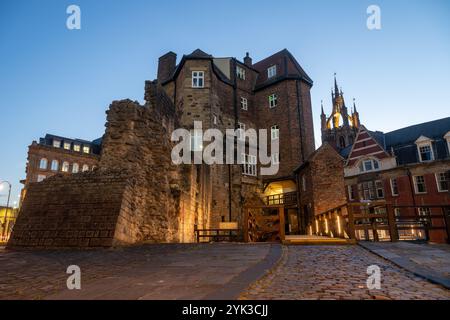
[0,180,12,241]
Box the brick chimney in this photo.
[157,51,177,84]
[244,52,252,67]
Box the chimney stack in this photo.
[244,52,252,67]
[157,51,177,84]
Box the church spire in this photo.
[334,73,339,97]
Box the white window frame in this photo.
[72,163,79,173]
[413,175,427,194]
[390,178,399,196]
[82,164,89,172]
[62,161,70,172]
[83,146,90,154]
[63,142,71,150]
[237,122,245,141]
[192,71,205,88]
[267,65,277,78]
[271,125,279,140]
[37,175,46,182]
[269,94,277,108]
[241,97,248,110]
[51,160,59,171]
[241,153,257,176]
[74,144,81,152]
[39,158,48,170]
[347,185,354,201]
[435,172,449,192]
[236,66,246,80]
[418,144,434,162]
[53,140,61,148]
[358,158,380,173]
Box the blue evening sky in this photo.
[0,0,449,205]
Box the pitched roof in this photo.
[385,117,450,148]
[346,126,391,166]
[185,49,213,59]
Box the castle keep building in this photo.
[9,49,315,247]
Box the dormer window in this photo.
[444,131,450,155]
[83,146,90,154]
[74,144,81,152]
[53,140,61,148]
[415,136,434,162]
[358,158,380,173]
[267,65,277,78]
[236,66,246,80]
[192,71,204,88]
[63,142,71,150]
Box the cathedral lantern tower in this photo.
[321,74,360,150]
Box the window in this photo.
[83,146,90,154]
[271,125,279,140]
[74,144,81,152]
[192,71,204,88]
[375,180,384,198]
[394,208,401,221]
[358,159,380,173]
[302,176,306,192]
[390,178,399,196]
[414,176,427,194]
[359,181,376,200]
[213,115,217,125]
[436,172,449,192]
[419,145,433,162]
[53,140,61,148]
[237,122,245,140]
[62,161,69,172]
[271,152,280,165]
[37,175,46,182]
[241,97,248,110]
[39,158,48,170]
[267,65,277,78]
[269,94,277,108]
[418,207,430,223]
[51,160,59,171]
[63,142,71,150]
[348,185,355,200]
[190,130,203,151]
[72,163,79,173]
[236,66,246,80]
[82,164,89,172]
[241,154,257,176]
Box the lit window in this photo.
[418,207,430,223]
[37,175,46,182]
[271,125,279,140]
[414,176,427,194]
[192,71,204,88]
[394,208,401,221]
[72,163,79,173]
[267,65,277,78]
[390,178,399,196]
[241,97,248,110]
[53,140,61,148]
[269,94,277,108]
[62,161,69,172]
[63,142,71,150]
[190,130,203,152]
[237,122,245,141]
[436,172,449,192]
[358,159,380,173]
[74,144,81,152]
[82,164,89,172]
[236,66,246,80]
[358,181,376,200]
[83,146,90,154]
[51,160,59,171]
[39,158,48,170]
[241,153,257,176]
[375,180,384,198]
[271,152,280,165]
[419,145,433,162]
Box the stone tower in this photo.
[321,74,360,151]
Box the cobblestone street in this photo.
[240,245,450,300]
[0,244,449,300]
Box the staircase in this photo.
[283,235,356,245]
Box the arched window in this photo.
[39,158,48,169]
[72,163,79,173]
[339,136,346,149]
[51,160,59,171]
[62,161,70,172]
[358,158,380,173]
[82,164,89,172]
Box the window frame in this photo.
[390,178,399,196]
[51,160,59,171]
[418,144,434,162]
[271,152,280,165]
[435,172,449,192]
[347,185,355,201]
[192,71,205,88]
[52,140,61,148]
[413,175,427,194]
[236,66,246,80]
[271,125,279,140]
[358,158,380,173]
[39,158,48,170]
[72,163,79,173]
[74,144,81,152]
[82,164,89,172]
[268,94,277,108]
[37,174,46,182]
[240,97,248,110]
[62,161,70,172]
[267,65,277,79]
[83,146,90,154]
[241,153,257,176]
[237,122,245,141]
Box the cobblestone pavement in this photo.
[240,245,450,300]
[0,244,272,300]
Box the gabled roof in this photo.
[346,126,391,166]
[385,117,450,148]
[185,49,213,59]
